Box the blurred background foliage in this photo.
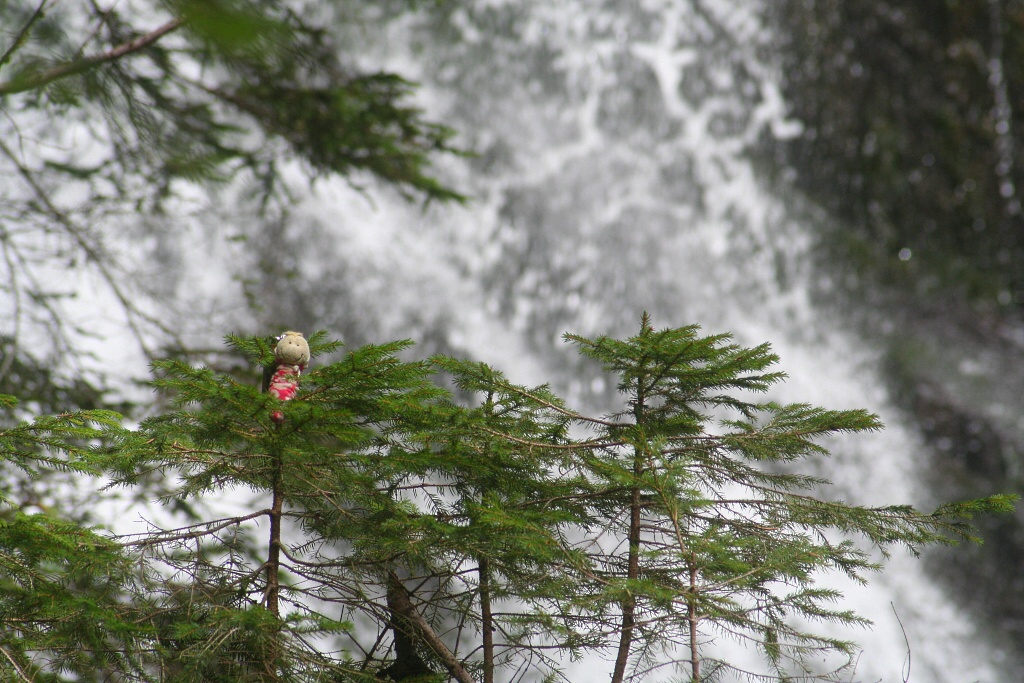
[766,0,1024,506]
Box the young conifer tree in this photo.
[424,358,599,682]
[550,315,1013,682]
[105,332,455,682]
[429,315,1014,682]
[0,322,1014,683]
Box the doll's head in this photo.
[274,331,310,367]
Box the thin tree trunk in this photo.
[260,450,285,681]
[265,453,283,617]
[611,484,641,683]
[688,556,700,683]
[479,557,495,683]
[611,389,646,683]
[480,393,496,683]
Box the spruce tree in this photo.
[557,315,1013,682]
[0,321,1014,682]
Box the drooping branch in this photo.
[0,136,176,360]
[0,16,184,95]
[118,509,273,548]
[0,645,33,683]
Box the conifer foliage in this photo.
[0,320,1015,682]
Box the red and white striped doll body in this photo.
[265,331,309,423]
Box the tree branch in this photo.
[118,509,272,547]
[0,136,174,358]
[0,645,33,683]
[386,571,476,683]
[0,16,184,95]
[0,0,49,72]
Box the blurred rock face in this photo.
[772,0,1024,309]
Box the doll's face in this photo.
[274,331,310,366]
